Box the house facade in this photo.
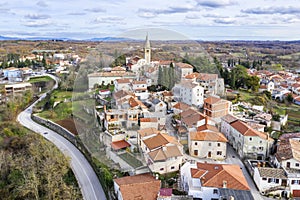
[141,133,184,174]
[220,117,272,160]
[188,130,227,160]
[180,162,253,200]
[203,96,232,119]
[253,167,288,197]
[175,62,193,80]
[174,80,204,107]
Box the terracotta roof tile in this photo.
[138,128,160,138]
[190,131,228,142]
[221,114,238,124]
[148,145,182,161]
[191,168,207,178]
[116,78,132,84]
[185,72,200,79]
[197,73,218,81]
[173,102,190,110]
[195,162,250,191]
[140,118,158,123]
[111,140,131,150]
[197,123,219,132]
[175,62,193,69]
[114,173,161,200]
[132,80,147,85]
[113,90,132,100]
[230,120,267,139]
[204,96,221,104]
[143,133,180,150]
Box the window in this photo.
[262,178,267,181]
[292,180,300,185]
[217,151,222,155]
[296,163,300,167]
[258,147,264,151]
[249,137,252,141]
[209,143,212,146]
[268,178,279,183]
[217,143,221,147]
[213,189,218,194]
[194,150,198,156]
[171,166,175,170]
[195,142,198,146]
[160,168,164,171]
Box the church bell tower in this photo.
[144,33,151,64]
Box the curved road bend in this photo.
[17,74,106,200]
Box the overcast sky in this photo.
[1,0,300,40]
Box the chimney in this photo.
[223,180,227,188]
[257,162,261,168]
[262,162,266,167]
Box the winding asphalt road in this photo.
[17,74,106,200]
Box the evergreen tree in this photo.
[163,67,169,89]
[158,66,163,85]
[169,62,176,89]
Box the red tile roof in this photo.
[230,120,267,139]
[173,102,190,110]
[190,131,228,142]
[204,96,221,104]
[114,173,161,200]
[176,62,193,69]
[194,162,250,190]
[143,133,180,150]
[111,140,131,150]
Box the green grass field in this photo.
[28,76,54,83]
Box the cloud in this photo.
[25,13,51,20]
[213,18,236,24]
[196,0,237,8]
[138,5,198,18]
[84,7,106,13]
[23,20,52,27]
[36,1,48,7]
[185,14,202,19]
[92,17,125,24]
[241,6,300,15]
[68,12,86,16]
[203,13,227,18]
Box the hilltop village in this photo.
[86,36,300,200]
[1,38,300,200]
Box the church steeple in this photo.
[144,33,151,64]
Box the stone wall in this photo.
[31,114,76,144]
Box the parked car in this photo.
[167,109,174,114]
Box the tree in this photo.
[163,67,170,89]
[230,65,248,89]
[286,93,293,104]
[168,62,176,89]
[157,66,163,86]
[245,75,260,92]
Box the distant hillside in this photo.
[0,35,136,42]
